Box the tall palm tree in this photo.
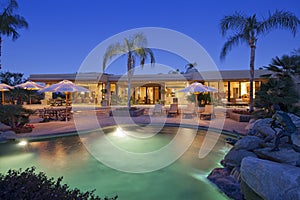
[220,10,300,112]
[103,33,155,108]
[0,0,28,69]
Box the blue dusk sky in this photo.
[1,0,300,78]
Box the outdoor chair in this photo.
[152,104,163,115]
[182,103,195,118]
[58,107,73,121]
[199,104,215,120]
[49,99,56,106]
[167,103,178,117]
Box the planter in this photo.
[13,127,33,134]
[109,107,145,117]
[228,110,252,122]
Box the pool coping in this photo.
[3,122,242,143]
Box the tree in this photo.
[220,10,300,112]
[254,54,300,118]
[0,70,24,85]
[103,33,155,108]
[0,104,34,129]
[0,71,28,104]
[168,69,180,74]
[254,78,299,118]
[184,62,197,73]
[0,0,28,69]
[263,54,300,78]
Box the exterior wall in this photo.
[29,70,274,106]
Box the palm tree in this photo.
[220,10,300,112]
[103,33,155,108]
[0,0,28,69]
[184,62,197,73]
[263,54,300,78]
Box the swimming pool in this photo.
[0,125,231,200]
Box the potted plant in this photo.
[160,89,167,94]
[101,89,107,94]
[159,99,165,105]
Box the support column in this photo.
[239,81,242,98]
[227,81,231,102]
[44,83,52,100]
[105,82,111,106]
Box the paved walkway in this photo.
[8,106,249,140]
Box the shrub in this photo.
[0,167,118,200]
[254,77,300,118]
[0,105,35,129]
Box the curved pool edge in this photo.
[1,122,242,143]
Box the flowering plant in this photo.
[24,124,35,129]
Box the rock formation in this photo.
[208,114,300,200]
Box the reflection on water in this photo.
[0,126,230,200]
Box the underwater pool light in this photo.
[18,140,28,146]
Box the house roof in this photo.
[192,70,272,81]
[29,69,272,83]
[29,72,108,83]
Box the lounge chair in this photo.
[199,104,215,120]
[182,103,195,118]
[152,104,163,115]
[167,103,178,117]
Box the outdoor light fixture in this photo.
[18,140,28,146]
[113,127,126,137]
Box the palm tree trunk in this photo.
[127,53,133,109]
[127,78,131,108]
[0,36,2,69]
[249,45,256,112]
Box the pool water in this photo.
[0,126,231,200]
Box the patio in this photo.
[15,104,250,140]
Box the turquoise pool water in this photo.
[0,126,231,200]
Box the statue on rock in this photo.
[270,104,297,151]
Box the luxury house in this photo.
[29,69,273,106]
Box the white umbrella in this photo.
[39,80,90,121]
[0,83,13,104]
[15,81,44,104]
[178,82,217,107]
[178,82,217,93]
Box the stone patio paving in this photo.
[14,105,249,139]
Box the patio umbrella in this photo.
[0,83,13,105]
[15,81,44,104]
[39,80,90,121]
[178,82,217,108]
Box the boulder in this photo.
[249,114,300,145]
[247,118,275,140]
[207,168,244,200]
[254,147,300,166]
[234,136,264,151]
[0,130,16,139]
[0,122,11,131]
[288,113,300,128]
[240,180,263,200]
[245,118,256,134]
[241,157,300,200]
[291,131,300,147]
[224,148,257,167]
